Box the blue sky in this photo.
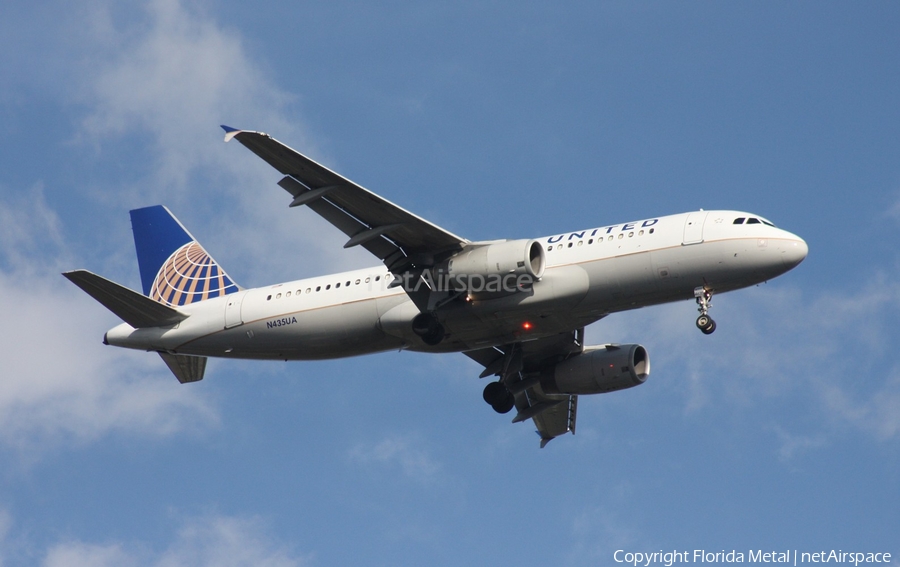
[1,1,898,565]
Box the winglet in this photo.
[221,125,242,142]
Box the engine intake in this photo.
[541,344,650,395]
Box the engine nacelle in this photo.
[434,239,545,292]
[541,344,650,395]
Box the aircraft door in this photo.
[224,290,248,329]
[682,211,708,245]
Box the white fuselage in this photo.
[105,210,808,360]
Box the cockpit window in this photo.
[733,218,745,224]
[747,218,761,224]
[760,219,775,227]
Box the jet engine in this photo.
[540,344,650,395]
[433,239,545,291]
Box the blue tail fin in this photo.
[130,205,239,306]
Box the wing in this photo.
[465,328,585,448]
[222,127,468,273]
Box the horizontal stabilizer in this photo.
[158,352,207,383]
[63,269,189,328]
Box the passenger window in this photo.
[296,290,301,295]
[567,242,573,248]
[286,291,291,297]
[276,293,282,299]
[346,281,351,286]
[617,234,623,240]
[267,295,272,301]
[588,239,593,245]
[577,241,583,246]
[306,288,311,294]
[355,279,360,285]
[557,244,562,250]
[326,284,331,290]
[365,277,370,284]
[547,246,552,252]
[733,218,745,224]
[649,228,654,234]
[747,218,760,224]
[628,232,634,238]
[335,282,341,288]
[639,230,644,236]
[375,276,380,281]
[608,235,613,241]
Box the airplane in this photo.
[63,126,808,447]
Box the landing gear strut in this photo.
[483,381,514,414]
[412,312,445,345]
[694,287,716,335]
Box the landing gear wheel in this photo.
[696,315,716,335]
[483,381,514,414]
[412,312,445,346]
[694,287,717,335]
[491,395,515,414]
[421,325,445,346]
[482,381,506,405]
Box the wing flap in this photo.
[63,270,188,328]
[527,392,577,448]
[276,176,401,264]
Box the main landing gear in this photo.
[694,286,716,335]
[412,312,445,345]
[483,381,515,414]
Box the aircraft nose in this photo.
[780,235,808,269]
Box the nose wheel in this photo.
[694,287,716,335]
[696,314,716,334]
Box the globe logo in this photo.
[150,241,238,306]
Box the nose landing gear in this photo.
[694,287,716,335]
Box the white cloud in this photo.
[75,0,371,284]
[349,434,442,484]
[0,508,11,567]
[81,0,294,187]
[0,190,217,456]
[1,0,378,460]
[43,542,137,567]
[153,515,307,567]
[885,193,900,225]
[769,425,827,462]
[40,514,307,567]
